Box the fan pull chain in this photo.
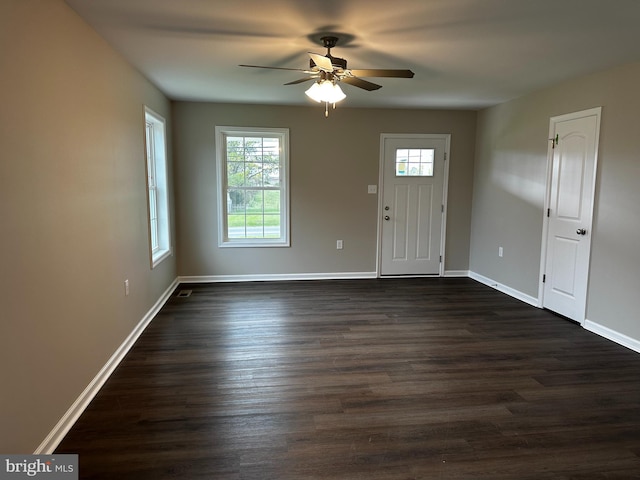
[323,102,339,117]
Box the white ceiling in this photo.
[65,0,640,110]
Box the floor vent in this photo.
[177,289,192,298]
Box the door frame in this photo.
[376,133,451,277]
[538,107,602,324]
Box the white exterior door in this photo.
[379,134,449,276]
[542,108,601,323]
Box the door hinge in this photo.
[441,204,444,213]
[543,274,546,283]
[444,152,447,161]
[547,208,550,217]
[439,255,442,263]
[550,134,558,149]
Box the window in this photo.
[144,107,172,267]
[216,126,290,247]
[395,148,435,176]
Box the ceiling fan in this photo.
[239,36,414,115]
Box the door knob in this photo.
[384,216,390,221]
[576,228,587,235]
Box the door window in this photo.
[395,148,434,176]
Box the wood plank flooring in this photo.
[55,278,640,479]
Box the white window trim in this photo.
[215,126,290,248]
[144,106,172,267]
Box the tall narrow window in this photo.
[216,126,290,247]
[144,107,172,267]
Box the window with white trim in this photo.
[144,107,172,267]
[216,126,290,247]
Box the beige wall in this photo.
[0,1,176,452]
[173,103,477,277]
[471,61,640,341]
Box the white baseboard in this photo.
[584,320,640,354]
[181,271,471,283]
[444,270,470,277]
[468,271,539,307]
[179,272,378,283]
[469,272,640,354]
[35,278,179,454]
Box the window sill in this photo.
[218,240,290,248]
[151,249,172,268]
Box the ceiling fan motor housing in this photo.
[309,35,348,71]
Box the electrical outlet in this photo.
[124,279,130,296]
[368,185,377,194]
[498,247,504,257]
[336,240,343,250]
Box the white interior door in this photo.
[542,108,601,323]
[379,134,449,276]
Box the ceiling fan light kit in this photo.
[240,36,414,117]
[304,80,346,104]
[305,80,346,117]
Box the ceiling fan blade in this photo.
[239,64,314,73]
[341,77,382,91]
[308,53,333,72]
[284,77,317,85]
[349,69,415,78]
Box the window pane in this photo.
[225,189,283,239]
[227,161,244,186]
[245,214,265,238]
[149,187,158,251]
[244,138,263,160]
[264,190,280,215]
[264,190,281,238]
[227,189,244,213]
[263,137,280,155]
[263,153,280,163]
[246,190,263,214]
[246,151,262,165]
[227,213,246,238]
[395,148,434,177]
[263,214,281,238]
[227,137,244,160]
[150,218,158,251]
[263,164,280,187]
[245,162,264,187]
[149,188,158,220]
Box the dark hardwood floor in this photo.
[56,278,640,479]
